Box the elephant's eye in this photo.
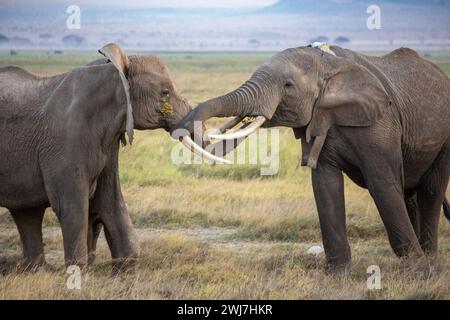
[162,89,170,97]
[284,81,294,88]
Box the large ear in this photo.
[99,43,129,75]
[306,63,389,141]
[98,43,134,145]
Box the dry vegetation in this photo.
[0,50,449,299]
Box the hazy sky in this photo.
[2,0,278,8]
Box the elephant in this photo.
[0,43,195,273]
[175,45,450,273]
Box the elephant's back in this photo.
[376,48,450,100]
[369,48,450,130]
[0,66,64,120]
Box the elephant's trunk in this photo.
[175,69,279,132]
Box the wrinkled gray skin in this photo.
[177,46,450,273]
[0,43,191,272]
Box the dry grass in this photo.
[0,230,448,299]
[0,50,449,299]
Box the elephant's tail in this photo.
[444,198,450,222]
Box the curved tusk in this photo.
[208,116,266,140]
[208,116,245,137]
[180,136,231,164]
[218,116,245,133]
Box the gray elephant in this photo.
[0,43,194,272]
[175,45,450,273]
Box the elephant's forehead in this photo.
[129,55,169,76]
[261,54,295,73]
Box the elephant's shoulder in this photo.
[85,58,109,67]
[66,62,118,85]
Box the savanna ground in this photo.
[0,50,449,300]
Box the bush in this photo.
[61,34,86,47]
[0,33,9,45]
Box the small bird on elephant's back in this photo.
[176,45,450,274]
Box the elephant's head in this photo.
[174,46,389,166]
[98,43,191,144]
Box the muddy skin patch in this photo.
[242,116,256,125]
[160,100,174,115]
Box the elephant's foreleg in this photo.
[417,144,449,256]
[312,162,351,273]
[48,177,90,268]
[10,206,46,270]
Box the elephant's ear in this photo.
[306,63,389,141]
[98,43,134,145]
[99,42,129,75]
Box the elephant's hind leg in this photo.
[87,211,103,266]
[417,143,450,256]
[10,206,46,270]
[362,151,423,260]
[90,166,139,275]
[405,193,420,238]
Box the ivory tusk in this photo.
[218,116,246,133]
[208,116,245,137]
[180,136,231,164]
[208,116,266,140]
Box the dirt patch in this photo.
[2,226,322,265]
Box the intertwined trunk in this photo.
[177,69,280,132]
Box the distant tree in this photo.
[0,33,9,45]
[62,35,86,47]
[248,38,260,48]
[309,35,329,44]
[54,50,64,55]
[334,36,350,45]
[10,50,17,55]
[10,37,32,46]
[39,33,53,40]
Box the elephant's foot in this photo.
[110,256,138,276]
[324,261,352,276]
[400,255,433,279]
[88,252,97,266]
[324,249,351,275]
[19,256,52,273]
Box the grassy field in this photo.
[0,50,449,299]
